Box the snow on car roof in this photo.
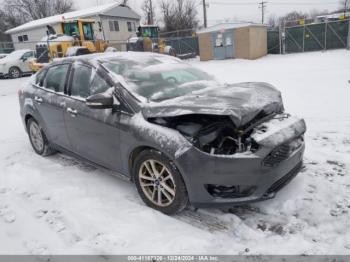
[54,52,183,66]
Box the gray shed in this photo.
[197,23,268,61]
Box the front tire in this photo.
[9,66,21,79]
[133,149,188,214]
[27,118,56,156]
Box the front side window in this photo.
[22,51,34,60]
[70,64,111,98]
[90,73,111,95]
[70,64,92,98]
[44,64,70,93]
[35,69,47,87]
[82,23,94,41]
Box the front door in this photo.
[34,63,71,149]
[63,62,122,170]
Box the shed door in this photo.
[212,31,234,60]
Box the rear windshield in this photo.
[102,57,216,102]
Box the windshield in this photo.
[103,57,217,102]
[140,27,159,38]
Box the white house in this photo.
[5,3,141,51]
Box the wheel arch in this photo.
[24,113,34,127]
[128,146,156,181]
[128,145,182,181]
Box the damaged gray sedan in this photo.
[19,52,306,214]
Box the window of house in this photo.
[109,20,120,32]
[18,35,29,42]
[127,22,132,32]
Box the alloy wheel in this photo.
[139,159,176,207]
[10,68,20,78]
[29,121,44,152]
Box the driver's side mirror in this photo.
[21,57,28,62]
[86,92,119,109]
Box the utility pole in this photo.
[150,0,154,25]
[259,1,267,24]
[203,0,208,28]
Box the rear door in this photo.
[34,63,71,150]
[63,62,122,170]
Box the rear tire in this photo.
[169,47,176,57]
[9,67,21,79]
[133,149,188,214]
[27,118,56,156]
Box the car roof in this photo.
[51,51,183,68]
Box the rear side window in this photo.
[44,64,70,93]
[70,64,92,98]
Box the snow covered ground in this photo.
[0,50,350,255]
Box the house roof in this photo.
[197,22,267,34]
[6,3,141,34]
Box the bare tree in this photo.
[120,0,129,6]
[2,0,74,21]
[282,11,307,22]
[142,0,156,25]
[308,9,328,20]
[339,0,349,18]
[0,0,74,36]
[159,0,199,36]
[267,14,279,28]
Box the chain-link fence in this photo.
[0,42,15,54]
[0,35,199,59]
[268,19,350,54]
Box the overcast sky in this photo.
[76,0,340,25]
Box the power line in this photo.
[209,1,338,6]
[259,1,267,24]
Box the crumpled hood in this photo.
[142,82,284,127]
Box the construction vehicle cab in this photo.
[127,25,176,56]
[31,18,107,71]
[137,25,159,39]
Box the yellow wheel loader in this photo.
[30,19,108,72]
[126,25,177,56]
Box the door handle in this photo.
[67,107,78,116]
[34,96,43,103]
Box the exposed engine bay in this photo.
[148,113,272,155]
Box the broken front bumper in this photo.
[175,114,306,208]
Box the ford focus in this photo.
[19,52,306,214]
